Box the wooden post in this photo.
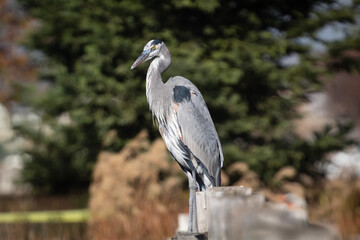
[196,186,264,234]
[173,186,338,240]
[195,191,207,233]
[206,186,264,239]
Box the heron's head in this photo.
[131,39,164,69]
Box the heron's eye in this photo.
[152,46,156,50]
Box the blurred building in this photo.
[294,69,360,179]
[0,103,32,195]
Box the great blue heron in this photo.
[131,39,223,233]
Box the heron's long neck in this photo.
[146,45,171,118]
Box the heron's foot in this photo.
[187,217,193,232]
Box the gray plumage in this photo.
[131,39,223,233]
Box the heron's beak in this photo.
[131,49,151,70]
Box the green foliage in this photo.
[16,0,359,193]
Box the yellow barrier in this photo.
[0,209,89,223]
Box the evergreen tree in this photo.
[16,0,358,193]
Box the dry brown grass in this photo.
[0,193,187,240]
[89,197,187,240]
[337,187,360,240]
[89,131,188,239]
[307,179,360,240]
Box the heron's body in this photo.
[131,39,223,232]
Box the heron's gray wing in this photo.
[171,82,223,186]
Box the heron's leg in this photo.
[187,173,198,233]
[186,170,199,233]
[187,178,194,232]
[191,169,198,233]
